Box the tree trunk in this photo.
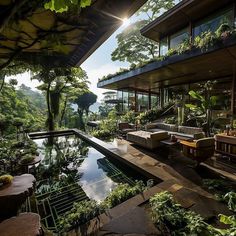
[59,97,68,128]
[77,109,85,131]
[46,84,54,131]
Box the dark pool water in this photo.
[33,135,144,230]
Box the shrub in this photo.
[92,129,113,139]
[150,191,212,235]
[0,174,13,185]
[58,200,103,232]
[59,181,147,232]
[121,110,136,124]
[102,181,146,209]
[20,154,35,164]
[150,191,236,236]
[137,103,174,125]
[164,116,177,125]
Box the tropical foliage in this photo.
[44,0,92,13]
[59,181,147,232]
[150,191,236,236]
[0,81,46,136]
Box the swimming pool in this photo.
[32,135,145,231]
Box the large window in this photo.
[193,8,233,37]
[128,91,135,111]
[170,28,189,49]
[160,37,168,56]
[122,91,129,112]
[151,94,158,109]
[137,92,149,112]
[117,91,123,112]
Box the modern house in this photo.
[97,0,236,118]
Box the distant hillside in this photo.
[89,102,101,113]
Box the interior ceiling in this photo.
[141,0,235,42]
[100,44,236,93]
[0,0,146,67]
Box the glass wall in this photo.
[151,94,158,109]
[170,28,189,49]
[193,8,233,37]
[122,91,129,112]
[128,91,136,111]
[137,92,149,112]
[117,91,123,112]
[160,37,168,56]
[116,90,160,113]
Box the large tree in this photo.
[111,0,175,65]
[73,91,97,130]
[32,67,89,131]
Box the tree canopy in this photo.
[111,0,175,65]
[32,67,89,131]
[44,0,92,13]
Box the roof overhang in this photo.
[141,0,235,42]
[0,0,147,67]
[97,38,236,92]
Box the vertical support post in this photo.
[231,62,236,118]
[189,21,193,42]
[135,90,137,112]
[148,90,151,110]
[160,88,164,109]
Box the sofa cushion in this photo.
[149,131,169,141]
[146,123,178,132]
[156,123,178,132]
[178,126,203,135]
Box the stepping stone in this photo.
[0,213,42,236]
[99,207,161,235]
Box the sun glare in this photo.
[122,17,130,27]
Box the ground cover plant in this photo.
[150,191,236,236]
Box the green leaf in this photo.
[185,104,198,110]
[80,0,91,8]
[219,214,236,226]
[210,96,218,106]
[188,90,204,101]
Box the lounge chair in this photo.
[180,137,215,166]
[118,122,136,136]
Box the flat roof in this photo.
[97,39,236,92]
[141,0,234,42]
[0,0,146,67]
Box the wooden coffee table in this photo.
[160,139,180,159]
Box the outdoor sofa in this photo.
[127,130,169,150]
[145,123,204,140]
